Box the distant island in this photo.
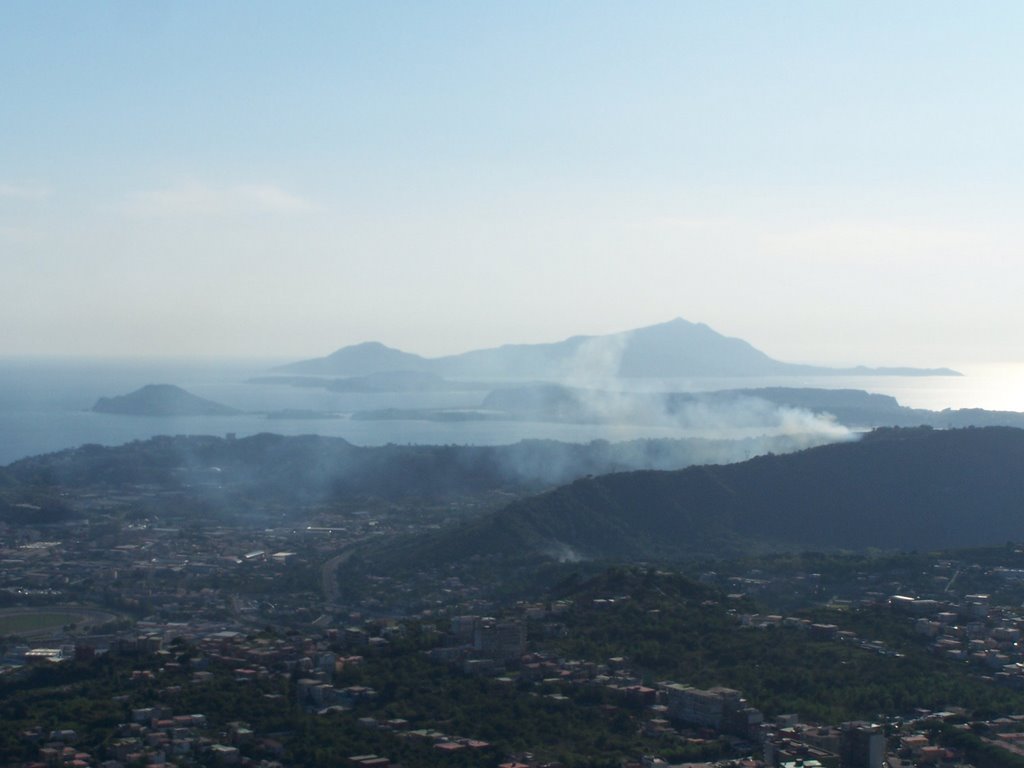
[348,384,1024,430]
[92,384,240,417]
[277,317,961,380]
[265,409,343,420]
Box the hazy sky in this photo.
[3,1,1022,367]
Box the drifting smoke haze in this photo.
[511,330,856,445]
[541,541,586,564]
[0,319,879,507]
[3,431,846,515]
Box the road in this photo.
[320,539,368,609]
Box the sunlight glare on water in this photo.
[876,363,1024,412]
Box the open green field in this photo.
[0,608,117,637]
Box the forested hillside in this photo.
[394,427,1024,565]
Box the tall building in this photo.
[839,722,884,768]
[661,683,763,738]
[474,619,526,661]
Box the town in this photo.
[5,476,1024,768]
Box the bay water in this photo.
[1,357,1022,467]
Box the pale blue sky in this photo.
[3,1,1022,366]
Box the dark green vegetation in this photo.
[390,427,1024,567]
[92,384,240,417]
[0,493,78,525]
[8,407,1024,767]
[0,431,832,512]
[0,609,108,636]
[548,568,1024,723]
[5,566,1024,767]
[685,547,1024,615]
[940,723,1024,768]
[0,654,296,765]
[0,623,721,768]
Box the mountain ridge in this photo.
[276,317,961,379]
[382,426,1024,567]
[0,432,841,507]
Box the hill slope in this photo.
[401,427,1024,564]
[2,432,836,504]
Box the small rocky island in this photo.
[92,384,239,417]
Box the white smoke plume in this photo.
[552,332,855,445]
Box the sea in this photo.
[2,357,1023,467]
